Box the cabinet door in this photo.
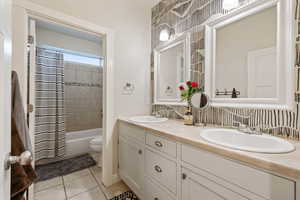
[119,137,144,198]
[181,168,248,200]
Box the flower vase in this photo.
[184,100,194,125]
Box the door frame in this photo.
[0,0,12,199]
[12,0,117,186]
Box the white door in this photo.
[0,0,12,199]
[181,168,248,200]
[119,137,144,198]
[247,47,277,98]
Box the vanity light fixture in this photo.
[222,0,239,10]
[159,23,175,42]
[160,28,170,41]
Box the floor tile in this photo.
[63,168,91,183]
[89,167,129,199]
[106,181,130,197]
[90,166,102,184]
[34,177,63,193]
[69,187,106,200]
[34,185,66,200]
[64,174,98,198]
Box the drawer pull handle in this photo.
[138,149,142,154]
[154,198,159,200]
[155,141,163,148]
[182,173,187,180]
[154,165,162,173]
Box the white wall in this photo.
[28,0,154,115]
[216,6,277,98]
[36,26,103,56]
[26,0,156,179]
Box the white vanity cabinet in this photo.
[118,122,296,200]
[181,145,295,200]
[118,123,146,198]
[181,167,248,200]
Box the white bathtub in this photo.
[65,128,102,158]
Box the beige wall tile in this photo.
[64,66,102,132]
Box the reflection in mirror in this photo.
[215,6,277,99]
[191,93,209,109]
[158,42,184,100]
[154,34,190,105]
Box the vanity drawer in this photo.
[119,122,146,143]
[145,179,174,200]
[146,133,177,158]
[181,145,295,200]
[145,149,177,194]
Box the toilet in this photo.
[89,136,103,166]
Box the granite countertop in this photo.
[119,117,300,180]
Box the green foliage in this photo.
[180,82,202,101]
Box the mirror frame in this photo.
[154,33,191,106]
[205,0,294,109]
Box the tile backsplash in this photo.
[151,0,300,140]
[64,62,102,132]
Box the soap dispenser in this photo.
[232,88,237,98]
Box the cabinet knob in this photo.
[182,173,187,180]
[154,141,163,148]
[154,165,162,173]
[154,198,159,200]
[138,149,142,154]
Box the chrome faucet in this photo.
[233,120,261,135]
[152,110,168,118]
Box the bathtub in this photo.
[65,128,102,158]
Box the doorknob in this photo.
[5,151,33,170]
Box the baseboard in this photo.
[111,173,121,185]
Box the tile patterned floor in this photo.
[34,166,129,200]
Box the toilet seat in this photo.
[90,136,102,145]
[89,136,103,153]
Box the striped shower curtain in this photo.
[35,47,66,161]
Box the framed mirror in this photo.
[205,0,293,109]
[154,33,191,105]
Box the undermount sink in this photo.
[129,116,168,123]
[201,129,295,154]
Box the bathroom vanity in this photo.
[118,118,300,200]
[118,0,300,199]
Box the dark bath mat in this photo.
[35,153,96,182]
[110,191,138,200]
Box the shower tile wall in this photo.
[64,62,102,132]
